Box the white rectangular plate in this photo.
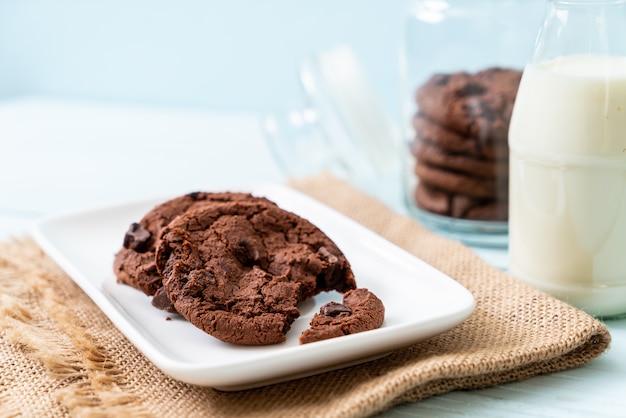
[32,184,474,390]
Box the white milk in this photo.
[508,55,626,317]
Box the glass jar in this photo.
[508,0,626,317]
[402,0,544,247]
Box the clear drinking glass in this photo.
[263,45,402,196]
[508,0,626,317]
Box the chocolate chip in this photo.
[151,287,177,313]
[320,302,352,317]
[458,83,487,97]
[187,191,203,200]
[233,237,264,266]
[123,223,151,252]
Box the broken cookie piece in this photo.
[299,288,385,344]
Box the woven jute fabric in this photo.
[0,174,611,418]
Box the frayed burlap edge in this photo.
[0,240,154,418]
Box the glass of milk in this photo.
[508,0,626,317]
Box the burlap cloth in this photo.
[0,174,610,417]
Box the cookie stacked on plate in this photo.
[113,192,384,345]
[411,67,522,221]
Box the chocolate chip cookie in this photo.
[414,162,505,199]
[411,138,509,178]
[412,114,509,161]
[114,192,256,297]
[415,68,521,141]
[299,288,385,344]
[414,181,508,221]
[155,197,357,345]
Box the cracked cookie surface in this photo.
[114,192,256,297]
[155,197,356,345]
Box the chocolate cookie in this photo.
[411,138,509,178]
[414,182,508,221]
[415,67,522,141]
[413,182,450,216]
[156,198,357,345]
[299,288,384,344]
[414,162,507,199]
[412,114,509,160]
[114,192,255,297]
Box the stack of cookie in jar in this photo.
[410,67,522,222]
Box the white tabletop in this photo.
[1,98,624,417]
